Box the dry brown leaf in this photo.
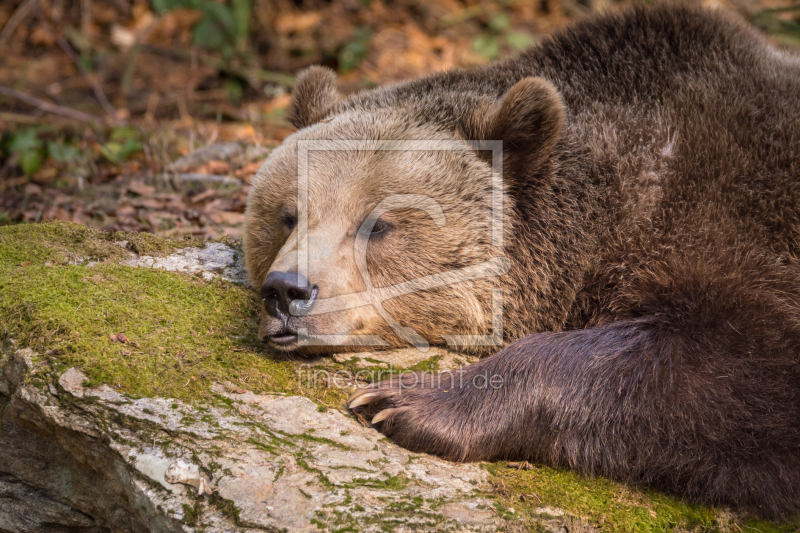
[24,183,42,195]
[210,211,245,225]
[127,181,156,196]
[44,207,72,221]
[190,189,216,203]
[196,160,231,175]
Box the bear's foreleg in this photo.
[348,317,800,516]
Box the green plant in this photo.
[2,130,84,176]
[338,27,372,73]
[47,139,81,165]
[151,0,251,57]
[7,129,45,176]
[752,6,800,46]
[471,12,534,60]
[100,126,143,164]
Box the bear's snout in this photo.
[261,271,319,344]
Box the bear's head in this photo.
[245,66,564,354]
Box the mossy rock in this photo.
[0,221,796,532]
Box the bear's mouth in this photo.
[269,329,298,346]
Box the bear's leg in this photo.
[349,317,800,517]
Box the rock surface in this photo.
[0,348,504,532]
[123,242,249,284]
[0,242,512,531]
[4,233,742,533]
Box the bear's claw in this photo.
[370,408,394,424]
[344,371,486,462]
[346,390,380,409]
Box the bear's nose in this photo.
[261,271,319,319]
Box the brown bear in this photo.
[244,3,800,518]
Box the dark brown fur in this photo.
[248,3,800,517]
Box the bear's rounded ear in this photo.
[287,66,341,129]
[465,77,564,167]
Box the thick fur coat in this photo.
[245,4,800,517]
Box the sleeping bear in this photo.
[244,4,800,517]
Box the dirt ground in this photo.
[1,0,798,240]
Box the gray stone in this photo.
[58,367,86,398]
[0,234,513,532]
[0,474,103,532]
[170,142,243,172]
[0,348,507,532]
[124,242,249,284]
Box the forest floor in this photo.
[2,0,799,240]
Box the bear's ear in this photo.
[287,66,341,129]
[464,77,565,168]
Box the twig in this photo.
[353,410,370,427]
[34,9,122,123]
[80,0,91,40]
[121,19,158,98]
[0,111,41,124]
[0,84,100,124]
[0,0,39,46]
[140,44,296,87]
[158,173,244,186]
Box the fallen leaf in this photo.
[110,333,119,342]
[196,160,231,174]
[190,189,216,203]
[115,204,137,218]
[117,333,130,343]
[127,181,156,196]
[210,211,245,225]
[234,161,262,183]
[24,183,43,195]
[44,207,72,221]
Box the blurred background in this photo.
[1,0,798,240]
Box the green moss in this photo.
[489,462,800,533]
[0,222,348,404]
[0,221,200,266]
[181,502,201,526]
[345,474,408,491]
[5,223,795,532]
[209,493,241,525]
[273,428,351,451]
[122,230,202,256]
[295,457,334,487]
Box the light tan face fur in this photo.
[244,108,507,354]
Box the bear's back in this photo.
[524,5,800,259]
[335,5,800,257]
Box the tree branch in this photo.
[0,84,100,124]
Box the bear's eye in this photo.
[280,213,297,232]
[371,219,391,236]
